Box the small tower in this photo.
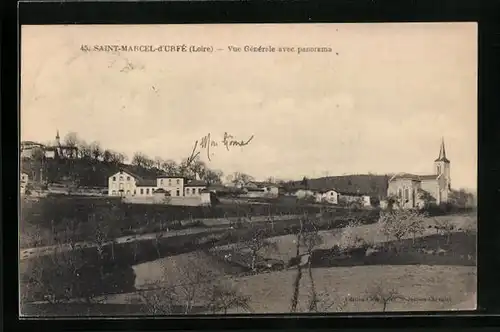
[434,137,451,188]
[55,130,61,146]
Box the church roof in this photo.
[390,173,438,182]
[435,138,450,163]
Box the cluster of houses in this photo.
[106,169,373,207]
[21,130,78,160]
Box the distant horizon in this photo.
[21,23,477,190]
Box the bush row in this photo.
[20,197,325,248]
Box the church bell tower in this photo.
[434,138,451,190]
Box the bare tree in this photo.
[154,157,164,170]
[238,226,278,272]
[90,141,103,161]
[31,147,45,162]
[207,281,252,314]
[434,218,456,244]
[102,149,113,163]
[290,214,306,313]
[168,253,217,314]
[132,152,149,168]
[178,158,196,179]
[300,220,323,312]
[79,141,93,160]
[60,217,79,251]
[143,157,155,169]
[64,132,79,158]
[161,160,178,176]
[265,177,276,184]
[229,172,254,188]
[364,282,401,312]
[108,150,122,164]
[203,169,223,185]
[139,285,178,314]
[191,159,207,180]
[153,232,164,259]
[379,211,409,252]
[314,290,349,312]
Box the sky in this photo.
[21,23,477,190]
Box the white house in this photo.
[294,189,315,199]
[242,182,280,198]
[20,172,29,195]
[108,170,139,197]
[156,176,186,197]
[184,180,207,196]
[108,170,207,198]
[315,189,339,204]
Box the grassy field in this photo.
[230,265,476,313]
[107,212,476,313]
[107,260,475,313]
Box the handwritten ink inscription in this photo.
[187,132,254,163]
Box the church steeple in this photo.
[435,137,450,163]
[55,130,60,145]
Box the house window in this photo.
[176,189,180,196]
[330,192,334,196]
[120,176,123,181]
[168,179,172,185]
[112,190,116,195]
[113,177,116,181]
[140,188,144,195]
[404,188,409,201]
[127,176,131,181]
[146,188,150,194]
[119,183,124,190]
[198,188,202,194]
[176,179,180,185]
[398,188,402,199]
[437,165,441,174]
[126,190,131,195]
[160,179,163,185]
[186,188,190,195]
[134,189,136,195]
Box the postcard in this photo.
[20,23,477,316]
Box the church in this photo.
[387,139,451,209]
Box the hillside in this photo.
[21,157,164,188]
[284,174,390,199]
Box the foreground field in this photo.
[105,263,476,313]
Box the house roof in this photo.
[185,180,207,187]
[136,179,157,187]
[245,187,266,192]
[317,189,337,194]
[157,175,185,179]
[250,181,281,188]
[114,168,158,187]
[337,191,365,197]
